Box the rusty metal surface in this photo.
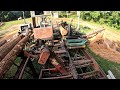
[80,49,107,78]
[49,57,67,74]
[42,74,72,79]
[39,68,72,79]
[73,60,93,65]
[13,58,27,79]
[33,27,53,40]
[24,51,38,59]
[14,55,38,79]
[68,48,107,79]
[38,48,50,65]
[32,17,36,28]
[0,18,108,79]
[80,49,100,71]
[54,50,67,54]
[0,32,31,79]
[18,56,30,79]
[67,45,86,49]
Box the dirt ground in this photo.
[89,29,120,64]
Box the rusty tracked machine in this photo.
[0,14,107,79]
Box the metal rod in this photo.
[77,11,80,31]
[18,56,30,79]
[13,57,29,79]
[41,74,72,79]
[27,60,38,78]
[23,11,26,24]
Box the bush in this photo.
[99,18,105,24]
[79,11,120,30]
[0,11,31,22]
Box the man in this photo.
[40,16,48,27]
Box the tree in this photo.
[0,11,31,22]
[90,11,100,22]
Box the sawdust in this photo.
[89,30,120,64]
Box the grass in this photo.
[80,19,120,34]
[79,25,92,34]
[86,46,120,79]
[4,57,41,79]
[0,18,32,31]
[4,57,22,79]
[69,15,120,33]
[70,22,92,34]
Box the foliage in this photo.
[0,18,31,31]
[0,11,30,22]
[69,11,120,30]
[59,11,67,18]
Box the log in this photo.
[86,28,105,38]
[0,32,31,79]
[59,25,68,36]
[0,34,23,61]
[0,40,7,47]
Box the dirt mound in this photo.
[89,29,120,63]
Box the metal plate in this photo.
[33,27,53,40]
[38,48,50,65]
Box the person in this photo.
[40,16,48,27]
[40,17,44,27]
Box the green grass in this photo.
[69,15,120,33]
[80,19,120,33]
[0,18,31,31]
[86,46,120,79]
[4,57,22,79]
[70,22,92,34]
[80,25,92,34]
